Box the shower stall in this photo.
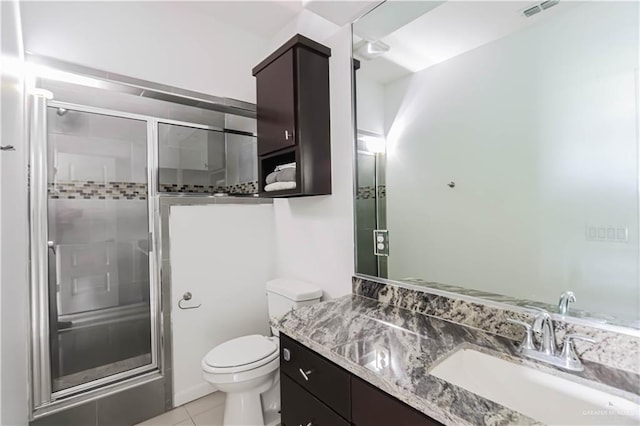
[27,59,258,422]
[30,96,162,415]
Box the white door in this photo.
[169,203,275,406]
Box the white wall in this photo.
[20,1,269,102]
[384,2,640,318]
[356,76,385,135]
[0,1,29,424]
[263,17,355,300]
[169,204,274,405]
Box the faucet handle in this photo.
[507,319,536,351]
[563,334,595,345]
[560,334,595,371]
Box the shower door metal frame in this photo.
[29,98,163,415]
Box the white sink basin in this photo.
[430,348,640,425]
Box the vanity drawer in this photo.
[281,374,350,426]
[279,333,350,420]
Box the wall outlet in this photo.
[373,230,389,256]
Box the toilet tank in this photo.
[266,279,323,336]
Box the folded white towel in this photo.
[275,162,296,171]
[264,181,296,192]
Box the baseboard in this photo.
[173,382,217,407]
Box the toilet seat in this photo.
[203,335,279,374]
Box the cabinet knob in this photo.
[283,348,291,361]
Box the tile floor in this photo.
[136,392,226,426]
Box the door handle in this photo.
[47,241,56,255]
[0,145,16,151]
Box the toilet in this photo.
[201,279,322,426]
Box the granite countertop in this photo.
[273,294,639,426]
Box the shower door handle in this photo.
[47,241,56,255]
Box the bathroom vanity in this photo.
[275,291,640,426]
[279,333,440,426]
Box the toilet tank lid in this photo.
[266,279,323,301]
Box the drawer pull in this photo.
[299,423,312,426]
[299,368,313,381]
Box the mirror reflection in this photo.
[353,1,640,327]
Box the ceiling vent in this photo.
[522,0,559,18]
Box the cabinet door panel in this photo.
[352,376,443,426]
[280,334,350,419]
[256,50,296,155]
[281,374,349,426]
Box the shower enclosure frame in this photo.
[28,97,172,418]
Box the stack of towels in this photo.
[265,162,296,192]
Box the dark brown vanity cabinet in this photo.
[280,333,442,426]
[252,34,332,197]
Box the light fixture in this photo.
[357,130,386,154]
[354,40,391,60]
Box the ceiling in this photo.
[354,0,582,85]
[187,0,380,39]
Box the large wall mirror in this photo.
[353,1,640,328]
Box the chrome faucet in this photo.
[508,307,594,371]
[558,291,576,315]
[532,308,556,356]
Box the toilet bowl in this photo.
[201,279,322,426]
[202,335,280,426]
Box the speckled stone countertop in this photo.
[273,295,640,426]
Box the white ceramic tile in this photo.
[184,392,225,417]
[136,406,190,426]
[192,405,225,426]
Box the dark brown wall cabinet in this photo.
[280,333,442,426]
[252,34,332,197]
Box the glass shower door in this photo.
[46,106,154,394]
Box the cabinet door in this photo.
[280,334,350,419]
[256,49,296,155]
[352,377,443,426]
[281,374,349,426]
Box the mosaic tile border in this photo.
[159,181,258,195]
[226,181,258,194]
[159,183,225,194]
[353,276,640,375]
[49,180,260,200]
[357,185,386,200]
[49,181,147,200]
